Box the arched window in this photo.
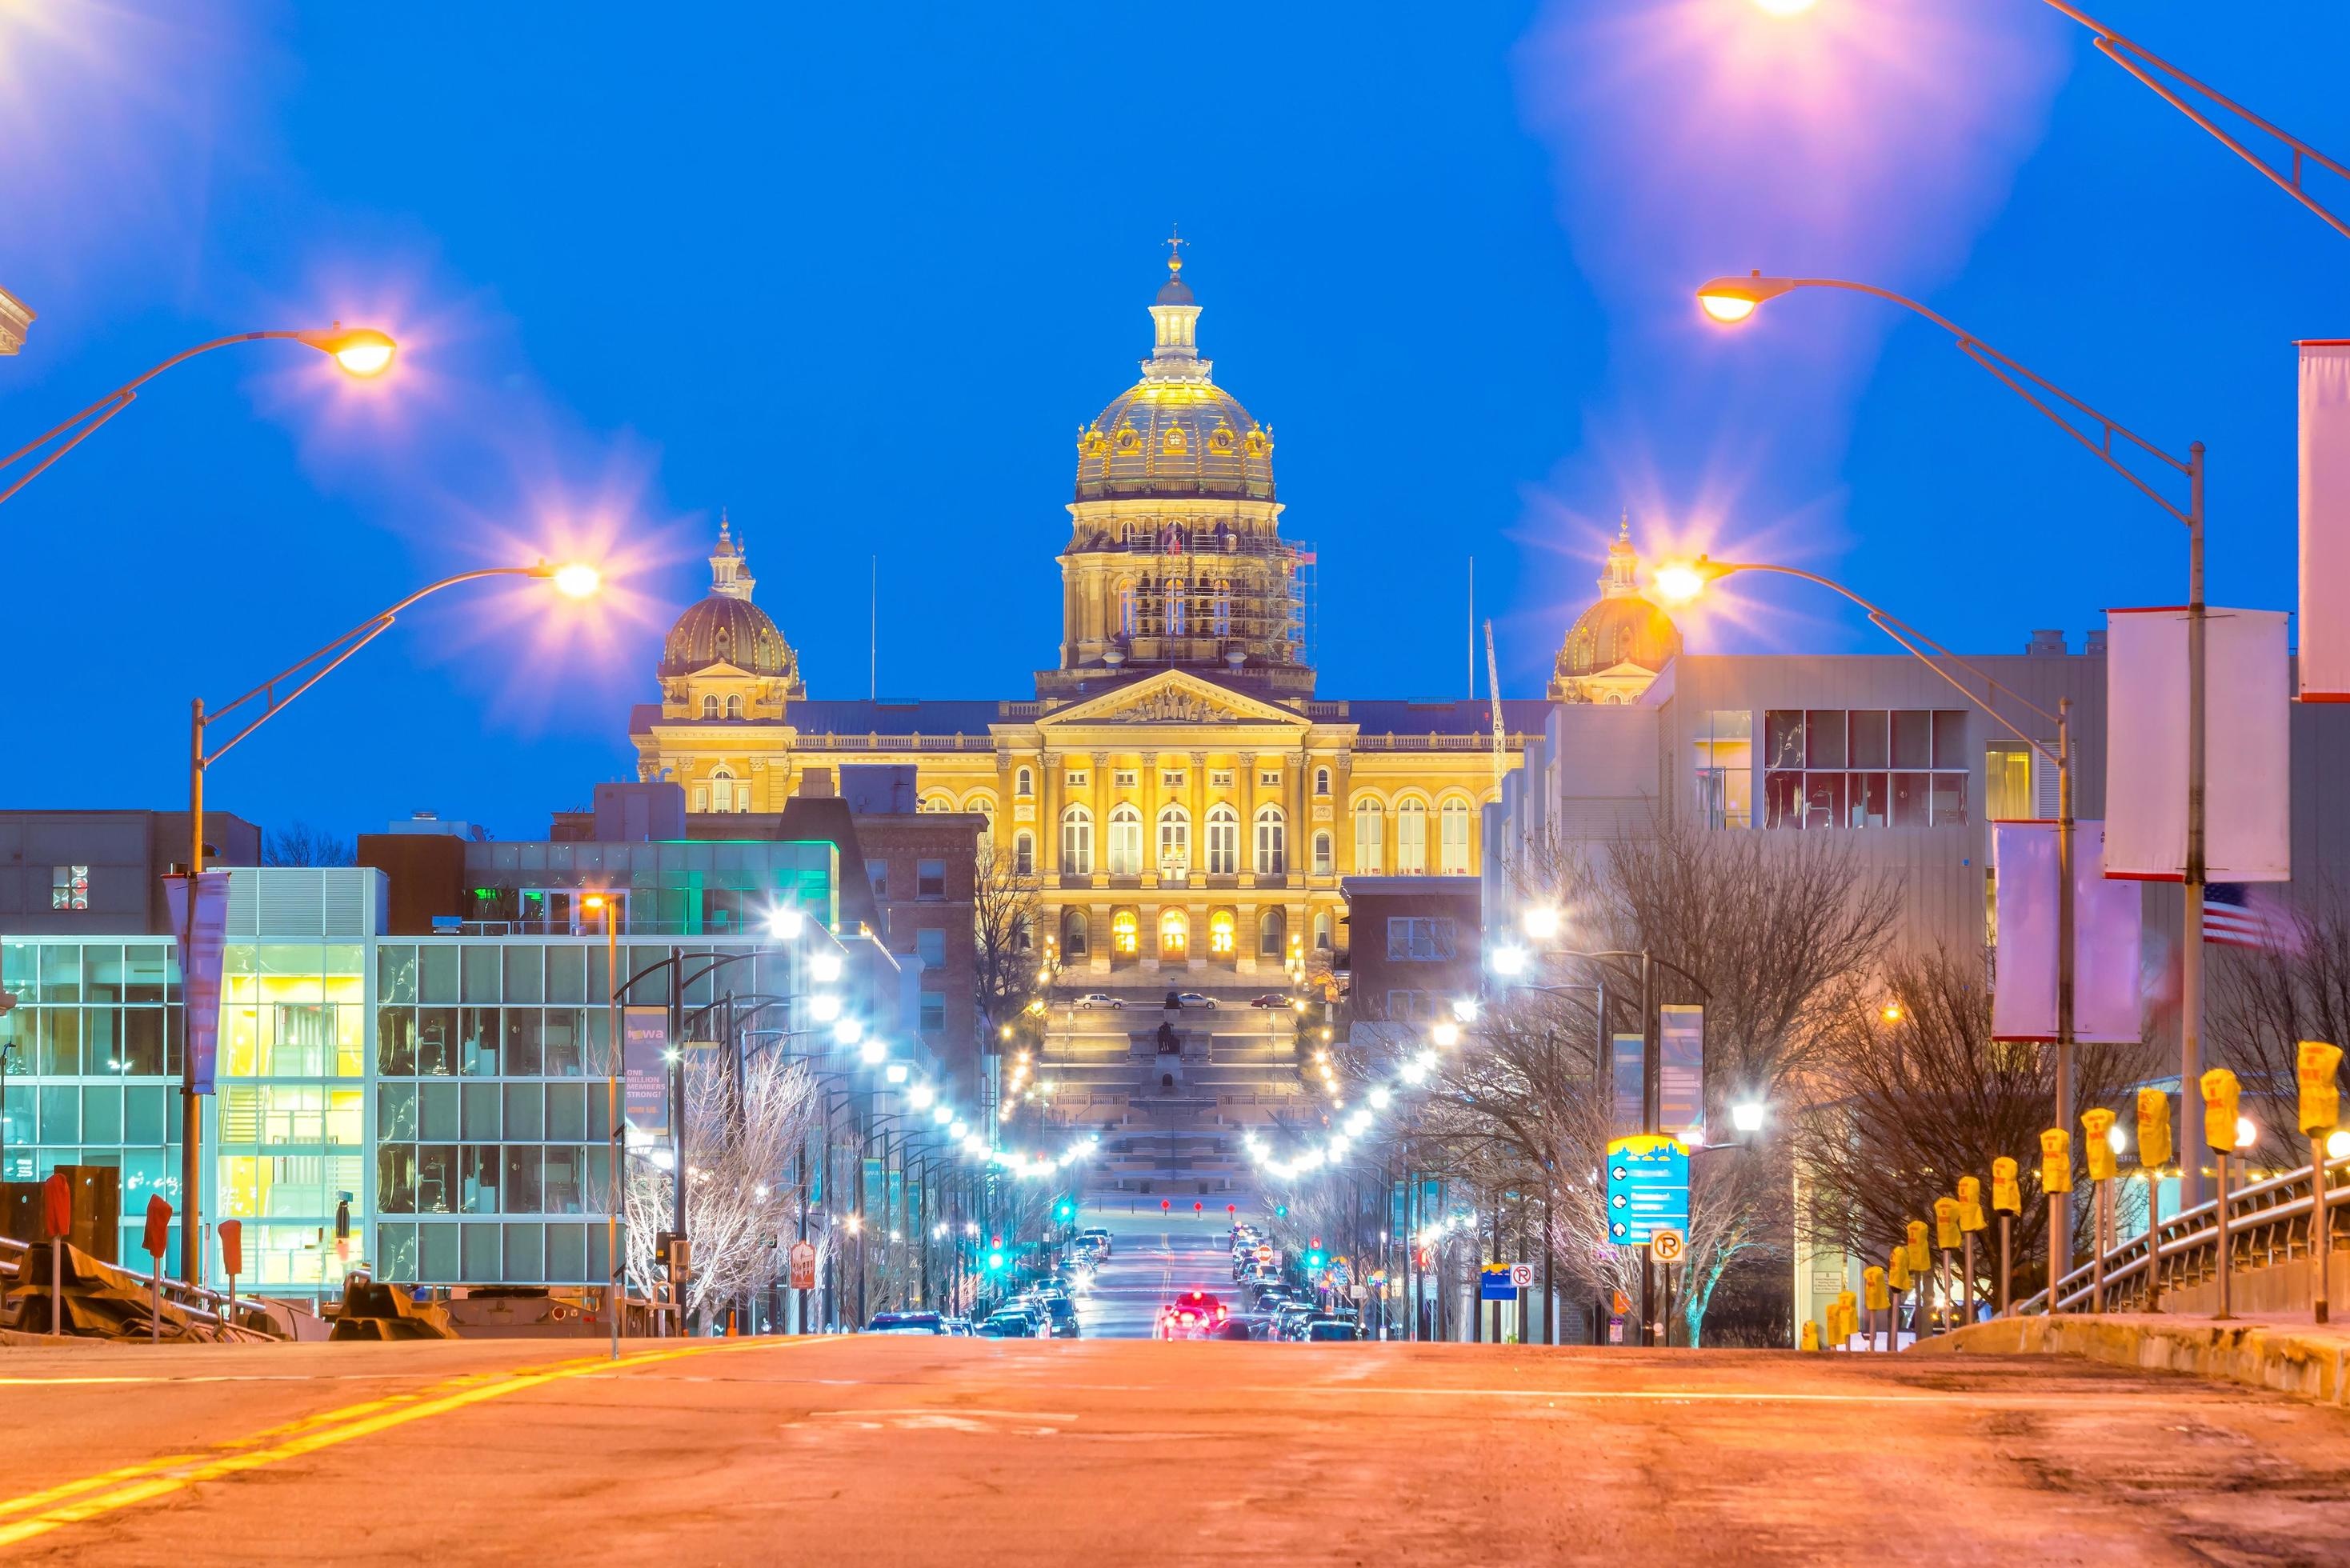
[1159,907,1187,957]
[1259,905,1287,960]
[920,794,952,814]
[970,797,995,854]
[1439,798,1472,875]
[1116,579,1137,639]
[1014,831,1035,878]
[1208,909,1236,956]
[1061,905,1088,957]
[1015,766,1034,799]
[1157,805,1190,873]
[1314,767,1331,797]
[1312,831,1333,877]
[1062,806,1094,875]
[1212,580,1231,638]
[1013,913,1033,953]
[1254,806,1287,875]
[1353,799,1384,874]
[1111,908,1139,956]
[725,694,743,719]
[1206,803,1239,875]
[1108,803,1143,876]
[700,695,719,718]
[711,768,738,814]
[1313,910,1333,951]
[1396,799,1428,874]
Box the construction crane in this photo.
[1483,619,1505,793]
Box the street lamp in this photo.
[176,558,598,1284]
[1693,272,2213,1208]
[1,324,399,508]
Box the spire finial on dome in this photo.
[711,512,756,602]
[1165,222,1187,278]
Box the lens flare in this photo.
[551,562,601,598]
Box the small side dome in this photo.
[658,516,804,690]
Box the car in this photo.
[1074,993,1124,1010]
[1166,991,1217,1010]
[1213,1316,1262,1341]
[1079,1226,1114,1258]
[1247,994,1291,1009]
[1033,1297,1083,1338]
[977,1310,1037,1338]
[1303,1318,1360,1342]
[1271,1302,1318,1340]
[866,1310,948,1334]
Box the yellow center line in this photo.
[0,1336,813,1551]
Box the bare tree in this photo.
[2209,881,2350,1153]
[625,1047,819,1326]
[263,822,354,867]
[1793,949,2144,1298]
[972,845,1043,1037]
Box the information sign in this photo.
[1605,1134,1691,1246]
[1479,1265,1515,1302]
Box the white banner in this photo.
[1991,821,2143,1044]
[2301,342,2350,701]
[2104,606,2291,883]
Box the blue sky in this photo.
[2,2,2344,842]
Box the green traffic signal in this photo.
[1275,1204,1289,1219]
[987,1250,1006,1272]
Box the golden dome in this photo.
[1554,522,1681,686]
[1074,255,1274,504]
[659,518,803,687]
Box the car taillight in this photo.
[1215,1306,1227,1321]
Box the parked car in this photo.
[977,1310,1037,1338]
[1074,993,1124,1010]
[1167,992,1217,1010]
[1033,1297,1083,1338]
[1247,994,1291,1009]
[866,1310,948,1334]
[1304,1318,1360,1342]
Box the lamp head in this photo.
[767,907,804,940]
[1695,272,1796,326]
[1731,1101,1767,1134]
[1519,905,1563,942]
[303,325,398,377]
[547,562,602,599]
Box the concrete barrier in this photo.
[1915,1313,2350,1406]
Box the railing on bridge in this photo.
[2020,1156,2344,1314]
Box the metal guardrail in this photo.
[2020,1157,2342,1314]
[2,1233,290,1338]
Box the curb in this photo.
[1914,1314,2350,1407]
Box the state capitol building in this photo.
[629,250,1680,977]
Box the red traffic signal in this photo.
[142,1194,174,1259]
[218,1218,244,1278]
[1310,1236,1322,1249]
[991,1234,1003,1248]
[1161,1199,1171,1211]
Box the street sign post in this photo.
[1508,1262,1534,1290]
[1605,1134,1691,1246]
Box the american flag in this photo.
[2204,885,2269,950]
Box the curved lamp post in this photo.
[2,326,398,509]
[178,558,597,1283]
[1693,271,2215,1212]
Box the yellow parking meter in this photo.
[2298,1042,2342,1135]
[2200,1068,2241,1152]
[1904,1219,1930,1274]
[2040,1128,2072,1194]
[1800,1318,1821,1351]
[1991,1157,2021,1214]
[1956,1176,1986,1232]
[1933,1196,1962,1250]
[1836,1289,1858,1343]
[2136,1087,2173,1171]
[1887,1242,1911,1294]
[2082,1108,2118,1182]
[1864,1266,1891,1313]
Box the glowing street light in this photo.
[767,907,806,940]
[1731,1101,1768,1134]
[1431,1021,1461,1049]
[810,952,844,985]
[1489,945,1530,978]
[1520,906,1563,942]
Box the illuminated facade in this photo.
[633,251,1567,976]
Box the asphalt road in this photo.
[9,1333,2350,1565]
[1072,1201,1243,1338]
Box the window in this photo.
[1985,742,2048,822]
[1160,770,1185,790]
[1159,908,1187,957]
[1157,806,1189,872]
[1210,770,1234,789]
[1385,990,1435,1022]
[1209,909,1236,955]
[1313,910,1333,951]
[1312,831,1333,876]
[915,928,947,968]
[1438,800,1471,876]
[691,786,708,812]
[971,797,995,852]
[711,769,739,814]
[1386,917,1457,961]
[1013,832,1035,877]
[919,794,952,814]
[1314,767,1331,797]
[1353,799,1383,874]
[50,866,89,910]
[1259,906,1286,960]
[1692,710,1754,830]
[1167,582,1187,636]
[1114,769,1139,789]
[865,858,890,904]
[1254,806,1287,874]
[1206,804,1239,874]
[1259,769,1282,788]
[1762,710,1969,829]
[1395,800,1427,874]
[724,694,743,719]
[1116,580,1136,638]
[700,695,719,718]
[1212,580,1231,637]
[1062,806,1094,874]
[1107,804,1143,875]
[919,994,946,1036]
[1111,909,1139,956]
[916,858,947,901]
[1015,767,1034,798]
[1066,770,1089,790]
[1061,906,1089,957]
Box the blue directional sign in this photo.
[1605,1134,1690,1246]
[1479,1265,1515,1302]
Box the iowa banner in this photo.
[2302,341,2350,701]
[2104,606,2290,883]
[1990,821,2142,1044]
[163,870,231,1094]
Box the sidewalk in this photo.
[1916,1312,2350,1407]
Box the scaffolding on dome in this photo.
[1103,532,1315,676]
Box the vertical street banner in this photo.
[163,870,232,1095]
[2300,341,2350,700]
[2104,606,2290,882]
[1657,1004,1703,1140]
[1611,1033,1643,1137]
[622,1006,671,1139]
[1989,821,2143,1043]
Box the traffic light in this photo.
[987,1250,1006,1273]
[1055,1199,1075,1222]
[1305,1247,1327,1272]
[1274,1203,1288,1219]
